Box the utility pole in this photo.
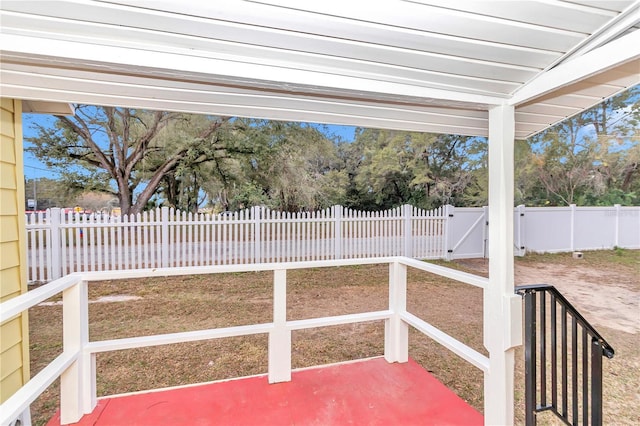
[33,178,37,210]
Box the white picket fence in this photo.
[26,204,639,283]
[26,205,449,282]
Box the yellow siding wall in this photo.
[0,98,29,402]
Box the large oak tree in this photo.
[27,105,230,215]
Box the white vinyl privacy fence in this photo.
[445,204,639,259]
[26,204,639,283]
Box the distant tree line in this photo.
[25,86,639,214]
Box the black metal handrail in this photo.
[516,284,614,426]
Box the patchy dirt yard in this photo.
[458,253,640,334]
[27,250,638,426]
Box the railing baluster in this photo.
[561,305,568,419]
[523,290,537,426]
[582,327,588,425]
[571,316,578,424]
[551,293,557,411]
[540,291,546,408]
[591,340,603,426]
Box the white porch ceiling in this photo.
[1,0,638,139]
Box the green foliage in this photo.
[518,86,639,206]
[226,120,344,212]
[227,181,270,211]
[345,129,486,210]
[149,114,244,211]
[576,189,639,206]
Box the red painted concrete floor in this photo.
[48,357,482,426]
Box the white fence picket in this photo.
[25,204,639,283]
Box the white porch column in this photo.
[384,261,408,363]
[60,280,90,424]
[269,269,291,383]
[484,104,522,425]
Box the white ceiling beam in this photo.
[3,67,490,123]
[509,29,640,106]
[22,100,74,115]
[516,80,638,139]
[1,12,532,92]
[240,0,586,50]
[554,1,640,62]
[6,85,489,136]
[1,1,563,70]
[1,67,490,136]
[0,33,503,107]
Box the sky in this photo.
[22,113,60,179]
[21,113,358,180]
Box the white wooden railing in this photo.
[0,257,488,426]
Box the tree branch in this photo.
[59,115,116,176]
[125,111,176,175]
[130,147,190,213]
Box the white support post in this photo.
[161,207,169,268]
[403,204,413,258]
[268,269,291,383]
[570,204,576,252]
[482,206,489,259]
[515,205,526,257]
[384,261,408,363]
[84,352,97,413]
[60,280,92,424]
[484,104,522,426]
[614,204,621,248]
[50,208,62,280]
[443,205,454,260]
